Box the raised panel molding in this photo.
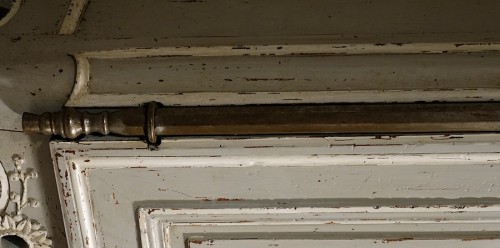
[67,43,500,107]
[139,207,500,248]
[50,134,500,247]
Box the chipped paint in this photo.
[59,0,89,34]
[50,134,500,247]
[66,43,500,107]
[140,206,500,247]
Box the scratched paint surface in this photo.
[89,53,500,94]
[51,134,500,247]
[90,164,500,247]
[140,206,500,247]
[1,1,500,248]
[67,43,500,107]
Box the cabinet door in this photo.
[51,135,500,248]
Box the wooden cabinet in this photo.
[2,0,500,247]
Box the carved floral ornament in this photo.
[0,155,52,248]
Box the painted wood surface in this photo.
[2,1,500,247]
[58,0,89,34]
[51,134,500,247]
[141,206,500,248]
[66,43,500,107]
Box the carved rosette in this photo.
[0,155,52,247]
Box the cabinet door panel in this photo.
[50,135,500,247]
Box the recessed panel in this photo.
[89,54,500,94]
[50,135,500,247]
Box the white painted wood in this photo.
[50,134,500,247]
[58,0,89,34]
[139,206,500,248]
[66,43,500,107]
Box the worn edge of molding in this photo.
[51,150,96,248]
[59,0,89,35]
[79,43,500,58]
[66,53,91,106]
[66,42,500,107]
[51,134,500,248]
[0,155,52,248]
[59,153,500,248]
[138,206,500,247]
[65,89,500,107]
[0,0,21,28]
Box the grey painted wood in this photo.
[51,134,500,247]
[1,1,500,247]
[66,43,500,106]
[90,53,500,94]
[141,206,500,247]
